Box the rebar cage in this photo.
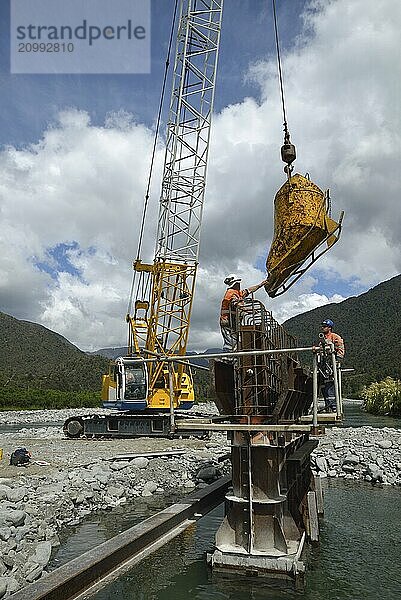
[233,298,299,416]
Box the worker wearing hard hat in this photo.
[320,319,345,412]
[220,273,268,350]
[321,319,345,359]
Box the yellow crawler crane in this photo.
[124,258,197,411]
[65,1,223,441]
[66,0,343,443]
[265,173,344,297]
[99,0,223,415]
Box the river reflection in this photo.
[50,493,180,569]
[343,400,401,429]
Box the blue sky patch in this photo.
[254,252,363,299]
[34,241,86,282]
[0,0,309,148]
[310,270,365,299]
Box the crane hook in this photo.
[281,129,296,170]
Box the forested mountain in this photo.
[0,311,108,392]
[283,274,401,395]
[1,273,399,400]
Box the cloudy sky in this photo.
[0,0,400,352]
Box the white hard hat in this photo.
[224,273,241,288]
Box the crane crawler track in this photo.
[63,412,211,440]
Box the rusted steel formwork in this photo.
[213,299,312,421]
[209,299,319,585]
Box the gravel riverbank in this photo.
[0,405,227,597]
[0,405,400,597]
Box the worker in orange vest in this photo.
[220,273,268,350]
[320,318,345,411]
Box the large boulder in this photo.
[5,576,20,594]
[0,559,6,576]
[24,563,43,583]
[196,465,220,483]
[30,541,52,567]
[0,510,26,527]
[315,457,328,473]
[141,481,158,497]
[366,463,383,482]
[0,527,11,542]
[7,487,28,503]
[131,457,149,469]
[343,454,359,466]
[0,487,11,501]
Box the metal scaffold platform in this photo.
[206,298,332,586]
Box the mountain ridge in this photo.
[0,311,108,391]
[1,273,399,396]
[283,273,401,393]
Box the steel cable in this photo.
[272,0,289,138]
[127,0,179,316]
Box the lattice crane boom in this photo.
[122,0,224,409]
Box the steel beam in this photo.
[9,477,230,600]
[176,422,312,432]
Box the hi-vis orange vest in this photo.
[324,331,345,358]
[220,289,247,323]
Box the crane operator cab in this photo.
[102,357,148,410]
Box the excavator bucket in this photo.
[265,173,344,297]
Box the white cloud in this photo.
[273,292,346,324]
[0,0,400,351]
[0,109,162,350]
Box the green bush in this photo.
[193,370,216,403]
[361,377,401,416]
[0,387,101,411]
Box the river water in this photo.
[343,401,400,429]
[0,420,63,433]
[84,479,401,600]
[48,402,401,599]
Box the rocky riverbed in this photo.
[0,405,400,597]
[312,426,401,484]
[0,406,228,597]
